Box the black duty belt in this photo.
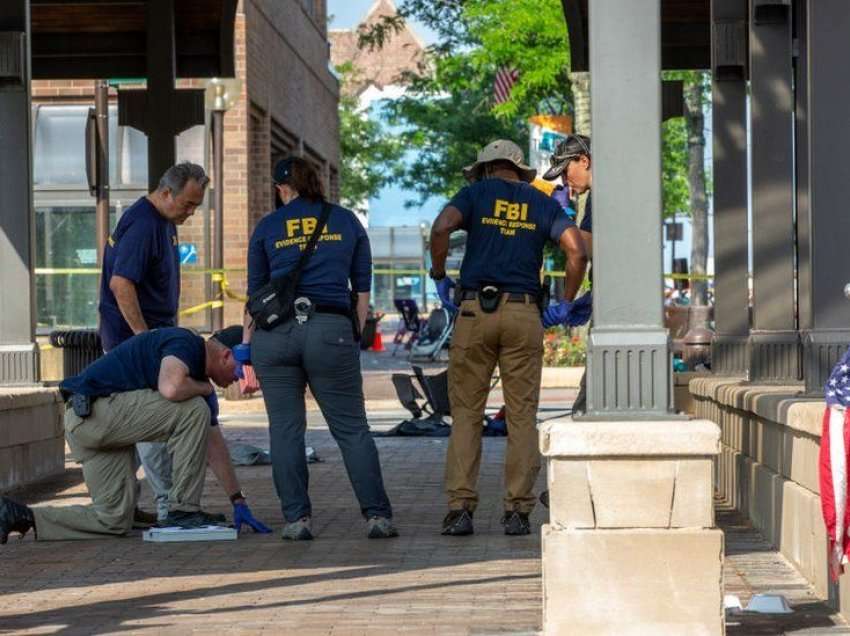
[314,304,352,318]
[459,290,534,303]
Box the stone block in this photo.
[811,493,830,600]
[785,430,820,495]
[588,459,676,529]
[671,459,714,528]
[547,459,594,529]
[0,436,65,492]
[542,526,724,636]
[0,400,63,448]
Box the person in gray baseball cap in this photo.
[429,139,588,537]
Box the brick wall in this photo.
[30,0,340,331]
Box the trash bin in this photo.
[49,329,103,378]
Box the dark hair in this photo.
[276,156,325,202]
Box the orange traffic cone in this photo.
[372,329,385,352]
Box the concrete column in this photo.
[585,0,671,418]
[0,0,39,384]
[748,0,800,382]
[543,2,724,633]
[799,0,850,393]
[711,0,751,376]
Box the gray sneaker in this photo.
[282,516,313,541]
[367,516,399,539]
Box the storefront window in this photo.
[32,104,207,330]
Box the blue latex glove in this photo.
[233,343,251,364]
[232,501,272,534]
[203,390,219,426]
[436,276,458,313]
[542,300,573,328]
[564,291,593,326]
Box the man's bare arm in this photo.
[559,226,589,302]
[109,275,149,335]
[157,356,214,401]
[206,426,243,500]
[356,292,370,332]
[429,206,464,275]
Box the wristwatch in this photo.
[429,267,446,281]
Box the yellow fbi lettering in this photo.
[485,199,537,236]
[275,217,342,249]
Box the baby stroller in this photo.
[380,366,451,437]
[408,307,454,362]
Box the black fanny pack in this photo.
[247,202,331,331]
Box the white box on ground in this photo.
[143,525,237,542]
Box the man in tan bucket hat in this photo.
[429,139,588,536]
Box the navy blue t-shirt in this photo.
[449,179,575,295]
[247,198,371,309]
[99,197,180,351]
[60,328,217,426]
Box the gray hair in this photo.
[157,162,210,195]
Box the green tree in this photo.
[337,64,404,214]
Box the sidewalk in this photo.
[0,411,547,635]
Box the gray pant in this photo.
[252,313,393,523]
[136,443,172,520]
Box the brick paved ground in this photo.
[0,402,549,636]
[3,387,849,635]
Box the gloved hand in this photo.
[542,300,573,328]
[436,276,458,313]
[233,343,251,364]
[564,291,593,326]
[232,501,272,534]
[203,390,219,426]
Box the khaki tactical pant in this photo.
[33,390,210,540]
[445,296,544,514]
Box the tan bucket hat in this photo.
[462,139,537,183]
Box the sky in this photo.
[328,0,443,228]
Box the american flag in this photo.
[494,67,519,105]
[819,346,850,581]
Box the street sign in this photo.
[178,243,198,265]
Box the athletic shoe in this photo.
[441,508,474,536]
[282,516,313,541]
[367,516,399,539]
[133,507,158,529]
[502,510,531,536]
[0,497,35,544]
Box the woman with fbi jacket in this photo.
[241,157,397,541]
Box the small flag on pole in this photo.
[494,67,519,105]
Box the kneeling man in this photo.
[0,327,269,542]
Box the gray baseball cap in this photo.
[542,134,592,181]
[462,139,537,183]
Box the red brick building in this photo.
[31,0,340,331]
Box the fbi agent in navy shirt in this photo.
[0,328,269,542]
[543,134,594,415]
[97,162,209,524]
[429,140,588,537]
[242,157,396,541]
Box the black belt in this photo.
[314,304,352,317]
[459,290,534,303]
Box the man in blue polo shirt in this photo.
[99,162,208,523]
[0,328,270,542]
[429,139,588,537]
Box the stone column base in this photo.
[540,418,723,635]
[0,343,40,385]
[543,527,724,635]
[801,329,850,395]
[712,333,750,377]
[749,330,800,383]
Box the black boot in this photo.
[441,508,474,536]
[502,509,531,536]
[0,497,35,544]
